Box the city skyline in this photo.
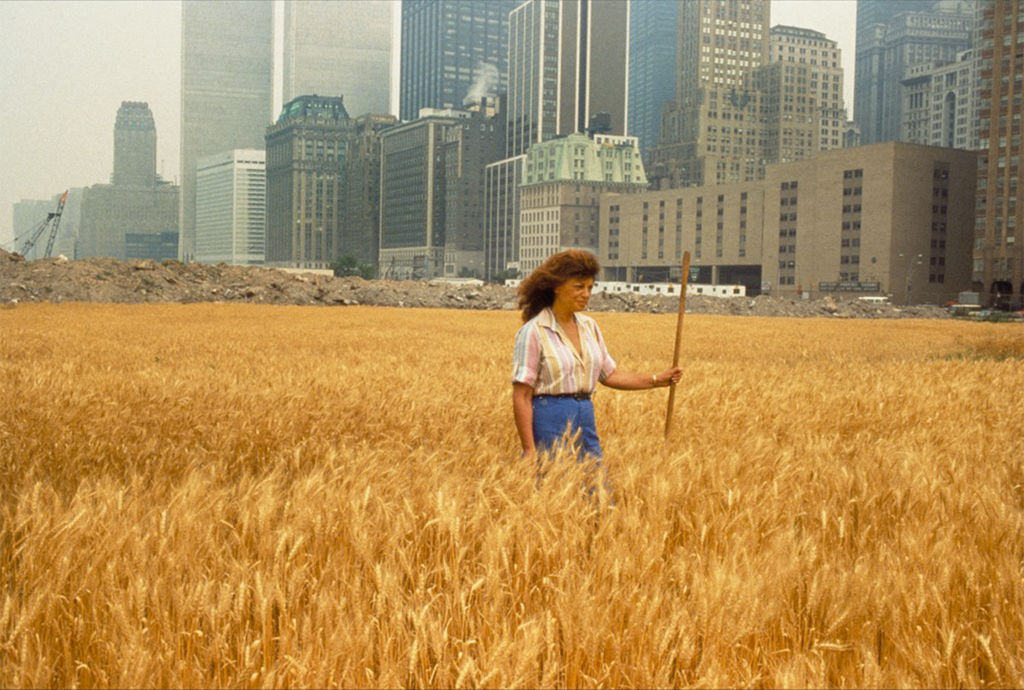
[0,0,857,246]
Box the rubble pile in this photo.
[0,249,951,319]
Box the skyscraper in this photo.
[112,102,157,187]
[283,0,392,117]
[900,49,979,150]
[265,95,353,269]
[974,0,1023,308]
[79,104,178,261]
[649,0,771,187]
[400,0,520,121]
[340,113,399,267]
[628,0,678,157]
[853,0,972,145]
[485,0,631,280]
[379,103,504,280]
[854,0,934,144]
[180,0,274,262]
[506,0,630,158]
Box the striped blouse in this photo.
[512,307,617,395]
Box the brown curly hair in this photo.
[517,249,600,322]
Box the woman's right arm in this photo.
[512,382,535,458]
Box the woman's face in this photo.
[553,276,595,313]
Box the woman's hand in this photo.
[654,366,683,387]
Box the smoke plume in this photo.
[465,61,499,103]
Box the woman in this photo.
[512,249,683,461]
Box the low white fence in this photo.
[504,279,746,298]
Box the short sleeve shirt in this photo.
[512,308,617,395]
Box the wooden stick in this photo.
[664,251,691,438]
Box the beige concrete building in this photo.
[602,181,763,286]
[601,142,978,304]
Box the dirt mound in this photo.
[0,249,950,319]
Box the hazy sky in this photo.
[0,0,857,246]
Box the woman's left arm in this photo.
[602,367,683,390]
[590,320,682,390]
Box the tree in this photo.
[332,255,376,280]
[493,268,520,284]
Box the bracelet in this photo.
[652,373,658,385]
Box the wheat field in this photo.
[1,302,1022,688]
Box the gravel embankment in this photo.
[0,249,952,319]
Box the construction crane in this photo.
[17,190,68,259]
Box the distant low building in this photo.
[78,185,179,261]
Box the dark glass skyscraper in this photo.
[627,0,678,157]
[399,0,520,121]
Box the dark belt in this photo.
[535,392,591,401]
